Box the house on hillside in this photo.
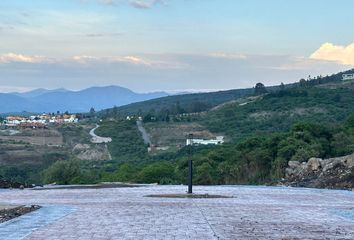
[186,136,224,146]
[342,74,354,81]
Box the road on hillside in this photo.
[90,125,112,144]
[136,120,151,145]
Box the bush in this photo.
[137,162,175,184]
[43,160,80,185]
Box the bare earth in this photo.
[1,185,354,239]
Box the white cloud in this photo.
[209,53,247,60]
[129,0,164,9]
[0,53,49,63]
[97,0,115,4]
[310,43,354,66]
[0,53,184,69]
[72,55,99,63]
[0,52,349,93]
[72,55,150,65]
[71,55,186,69]
[94,0,164,8]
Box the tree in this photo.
[43,160,80,185]
[299,79,307,88]
[89,107,96,118]
[254,83,267,95]
[280,82,285,90]
[138,162,175,183]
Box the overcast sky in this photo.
[0,0,353,93]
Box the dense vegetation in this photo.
[95,120,148,161]
[202,87,354,141]
[41,81,354,186]
[41,116,354,185]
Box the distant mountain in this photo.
[11,88,69,98]
[0,86,169,114]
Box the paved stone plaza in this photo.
[1,185,354,239]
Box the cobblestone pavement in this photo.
[1,185,354,239]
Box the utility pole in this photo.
[187,133,193,194]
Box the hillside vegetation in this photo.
[100,88,255,117]
[42,75,354,186]
[4,69,354,187]
[202,87,354,141]
[92,75,354,184]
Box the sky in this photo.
[0,0,353,93]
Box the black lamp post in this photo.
[187,133,193,194]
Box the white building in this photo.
[186,136,224,146]
[342,74,354,81]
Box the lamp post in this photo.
[187,133,193,194]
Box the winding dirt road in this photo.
[89,125,112,144]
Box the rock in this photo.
[73,144,90,152]
[0,179,33,189]
[322,159,342,172]
[307,158,322,171]
[282,153,354,190]
[342,154,354,167]
[288,161,300,168]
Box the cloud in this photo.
[94,0,165,9]
[129,0,164,9]
[96,0,115,5]
[310,43,354,66]
[0,53,49,64]
[209,53,247,60]
[0,53,185,69]
[71,55,186,69]
[0,53,349,93]
[85,32,123,38]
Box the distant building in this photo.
[342,74,354,81]
[1,113,79,128]
[186,136,224,146]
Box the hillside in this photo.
[91,78,354,186]
[2,70,354,187]
[202,87,354,141]
[100,69,354,118]
[100,88,255,117]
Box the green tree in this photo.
[254,83,268,95]
[138,162,175,183]
[43,160,80,185]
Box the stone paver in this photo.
[0,185,354,239]
[0,205,74,240]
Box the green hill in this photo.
[100,68,353,119]
[80,74,354,186]
[100,88,255,117]
[202,87,354,141]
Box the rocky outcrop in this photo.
[0,179,33,189]
[73,144,112,161]
[282,154,354,190]
[0,205,40,223]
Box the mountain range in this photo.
[0,86,168,114]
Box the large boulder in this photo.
[307,158,322,171]
[342,154,354,167]
[282,153,354,190]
